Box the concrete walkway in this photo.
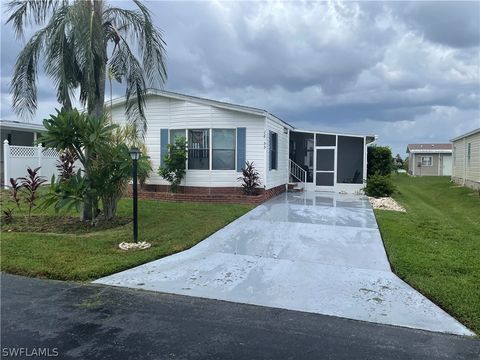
[95,192,474,336]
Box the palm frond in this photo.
[43,4,79,109]
[108,34,147,134]
[6,0,62,38]
[10,27,48,117]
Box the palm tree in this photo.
[6,0,167,134]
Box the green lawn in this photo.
[375,174,480,334]
[1,198,252,281]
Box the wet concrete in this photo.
[95,192,475,336]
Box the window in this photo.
[188,129,209,170]
[212,129,236,170]
[467,143,471,167]
[421,156,432,167]
[269,131,278,170]
[170,129,186,144]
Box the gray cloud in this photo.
[394,1,480,48]
[1,1,479,156]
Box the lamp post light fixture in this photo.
[129,147,141,243]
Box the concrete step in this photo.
[287,183,304,192]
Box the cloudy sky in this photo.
[1,1,479,156]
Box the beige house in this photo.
[451,128,480,190]
[406,144,452,176]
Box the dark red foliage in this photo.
[18,167,47,219]
[237,161,261,195]
[56,150,78,181]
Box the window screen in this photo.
[316,134,336,146]
[336,136,364,184]
[316,149,335,171]
[212,129,235,170]
[270,131,278,170]
[188,129,209,170]
[316,172,334,186]
[289,131,314,182]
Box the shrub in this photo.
[41,108,152,222]
[158,137,188,193]
[9,177,22,211]
[364,173,396,197]
[18,167,47,222]
[2,208,14,224]
[367,146,394,176]
[238,161,261,195]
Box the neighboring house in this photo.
[0,119,45,146]
[1,120,46,184]
[406,144,452,176]
[110,89,376,195]
[451,128,480,190]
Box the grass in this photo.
[1,197,252,281]
[375,174,480,334]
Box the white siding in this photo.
[265,117,289,189]
[111,95,266,188]
[452,131,480,183]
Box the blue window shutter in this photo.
[160,128,169,167]
[268,131,272,170]
[236,127,246,172]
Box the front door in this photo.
[315,148,335,191]
[442,155,452,176]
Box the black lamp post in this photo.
[129,147,141,243]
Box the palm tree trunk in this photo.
[83,0,106,221]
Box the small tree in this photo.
[367,146,394,177]
[238,161,261,195]
[158,137,187,193]
[403,156,409,172]
[41,109,151,222]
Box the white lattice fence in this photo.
[3,140,60,187]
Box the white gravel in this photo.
[368,197,406,212]
[119,242,152,251]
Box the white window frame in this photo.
[269,131,278,170]
[421,156,433,167]
[187,128,210,170]
[212,128,237,171]
[180,128,237,171]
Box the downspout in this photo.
[412,153,415,176]
[365,135,378,182]
[438,154,441,176]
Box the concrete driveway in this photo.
[95,192,474,336]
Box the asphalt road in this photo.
[1,273,479,360]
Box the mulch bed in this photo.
[3,215,131,234]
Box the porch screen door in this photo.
[315,148,335,190]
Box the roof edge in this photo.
[109,89,294,128]
[0,119,45,131]
[450,128,480,142]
